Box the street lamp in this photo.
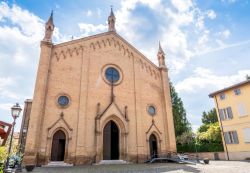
[4,103,22,173]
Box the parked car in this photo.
[177,154,189,160]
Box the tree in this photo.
[197,122,222,144]
[176,131,195,145]
[201,108,218,124]
[170,82,192,137]
[195,108,224,152]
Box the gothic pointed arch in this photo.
[47,112,73,140]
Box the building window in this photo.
[234,88,241,95]
[105,67,120,84]
[219,107,233,120]
[237,103,247,117]
[147,105,156,116]
[58,95,70,107]
[224,131,239,144]
[243,128,250,143]
[219,93,225,100]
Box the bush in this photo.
[0,146,7,173]
[177,142,224,153]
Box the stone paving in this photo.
[22,161,250,173]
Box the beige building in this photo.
[209,77,250,160]
[22,9,176,166]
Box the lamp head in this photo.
[11,103,22,119]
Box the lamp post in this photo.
[4,103,22,173]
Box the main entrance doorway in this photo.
[103,120,119,160]
[51,130,66,161]
[149,134,158,159]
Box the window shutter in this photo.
[227,107,233,119]
[238,103,247,117]
[232,131,239,144]
[243,128,250,143]
[224,132,230,144]
[219,109,225,120]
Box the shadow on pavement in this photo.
[23,163,201,173]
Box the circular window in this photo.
[105,67,120,84]
[58,96,69,107]
[148,106,156,116]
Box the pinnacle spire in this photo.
[158,42,165,55]
[110,6,115,17]
[108,6,116,32]
[157,41,166,68]
[43,10,55,43]
[47,10,53,24]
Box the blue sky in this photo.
[0,0,250,132]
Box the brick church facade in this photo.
[22,9,176,165]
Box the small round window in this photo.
[105,67,120,84]
[58,96,69,107]
[148,106,156,116]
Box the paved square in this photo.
[22,161,250,173]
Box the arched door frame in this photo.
[48,127,69,162]
[95,114,128,162]
[146,132,161,159]
[103,120,120,160]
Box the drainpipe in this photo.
[215,96,230,160]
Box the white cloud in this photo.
[207,10,216,19]
[78,23,107,36]
[74,0,217,74]
[0,77,14,90]
[0,77,19,99]
[170,0,193,12]
[0,2,62,101]
[0,103,13,111]
[86,10,93,17]
[196,39,250,56]
[0,2,44,38]
[221,29,231,39]
[175,67,250,93]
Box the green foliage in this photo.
[177,142,224,152]
[0,136,21,172]
[176,131,195,145]
[0,146,7,162]
[201,108,218,124]
[177,108,224,153]
[197,124,210,133]
[192,108,224,153]
[0,146,7,173]
[170,82,192,136]
[197,122,222,143]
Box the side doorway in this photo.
[103,120,119,160]
[149,134,158,159]
[51,130,66,161]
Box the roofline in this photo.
[209,79,250,98]
[53,31,159,70]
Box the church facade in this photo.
[22,9,176,165]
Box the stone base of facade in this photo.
[23,153,151,166]
[23,155,37,165]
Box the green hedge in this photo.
[177,143,224,153]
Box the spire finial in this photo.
[48,10,54,24]
[158,41,164,55]
[157,41,166,68]
[43,11,55,43]
[108,6,116,32]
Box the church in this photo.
[21,8,176,165]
